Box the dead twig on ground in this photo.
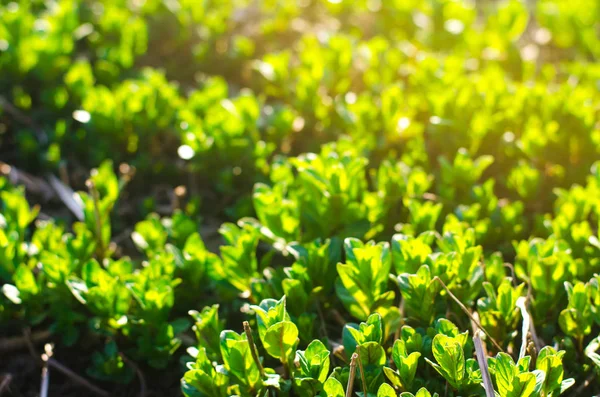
[0,375,12,396]
[120,354,147,397]
[22,329,110,397]
[0,329,52,353]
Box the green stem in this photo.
[86,180,105,262]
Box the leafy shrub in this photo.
[1,0,600,396]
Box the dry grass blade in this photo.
[526,285,544,351]
[516,297,531,360]
[433,277,504,352]
[474,331,495,397]
[47,174,84,220]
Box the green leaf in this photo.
[427,334,465,390]
[252,296,290,342]
[219,330,261,390]
[536,347,565,396]
[189,305,222,360]
[336,239,393,320]
[377,383,396,397]
[263,320,298,361]
[359,341,386,367]
[323,377,345,397]
[296,339,330,383]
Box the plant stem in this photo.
[393,298,405,341]
[355,346,368,396]
[316,300,329,340]
[433,277,504,352]
[243,321,266,378]
[279,338,290,379]
[87,180,105,261]
[346,353,358,397]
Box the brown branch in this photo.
[355,346,368,397]
[346,353,358,397]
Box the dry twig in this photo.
[355,346,368,396]
[345,353,358,397]
[0,375,12,396]
[121,354,147,397]
[22,329,110,397]
[0,329,51,353]
[433,277,504,352]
